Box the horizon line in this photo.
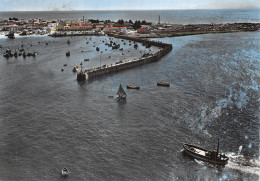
[0,8,259,12]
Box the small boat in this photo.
[72,66,78,72]
[6,31,15,39]
[183,139,229,166]
[3,53,10,58]
[117,84,126,99]
[96,47,99,51]
[66,51,70,56]
[126,85,140,89]
[146,44,151,48]
[67,39,70,45]
[63,64,67,66]
[157,81,170,87]
[84,59,89,61]
[14,50,18,57]
[76,64,86,81]
[134,44,138,49]
[61,168,69,177]
[23,52,27,58]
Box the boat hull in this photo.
[183,144,228,166]
[126,85,140,89]
[157,82,170,87]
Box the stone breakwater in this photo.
[86,35,172,78]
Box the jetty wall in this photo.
[87,35,172,78]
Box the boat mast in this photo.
[217,138,219,154]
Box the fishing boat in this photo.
[61,168,69,177]
[126,85,140,89]
[157,81,170,87]
[66,51,70,56]
[76,64,86,81]
[117,84,127,99]
[183,139,229,166]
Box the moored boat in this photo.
[126,85,140,89]
[66,51,70,56]
[76,64,86,81]
[6,31,15,39]
[183,139,229,166]
[157,81,170,87]
[72,65,78,72]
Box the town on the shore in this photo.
[1,16,260,38]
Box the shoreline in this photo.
[156,29,260,38]
[0,29,258,40]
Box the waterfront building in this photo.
[137,27,150,34]
[104,26,127,33]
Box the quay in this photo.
[85,34,172,78]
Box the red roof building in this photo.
[137,27,150,34]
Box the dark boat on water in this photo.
[157,81,170,87]
[6,31,15,39]
[183,139,229,166]
[126,85,140,89]
[76,64,86,81]
[66,51,70,56]
[67,39,70,45]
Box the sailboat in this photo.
[116,84,127,99]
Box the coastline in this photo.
[156,29,260,38]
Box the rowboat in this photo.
[126,85,140,89]
[157,81,170,87]
[61,168,69,177]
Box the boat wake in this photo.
[225,152,260,176]
[191,152,260,176]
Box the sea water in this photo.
[0,9,259,181]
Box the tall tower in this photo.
[158,15,160,24]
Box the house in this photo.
[137,27,150,34]
[103,26,127,33]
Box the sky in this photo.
[0,0,259,11]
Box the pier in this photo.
[85,34,172,78]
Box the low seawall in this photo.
[86,35,172,78]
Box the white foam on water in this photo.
[238,145,243,155]
[225,152,260,176]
